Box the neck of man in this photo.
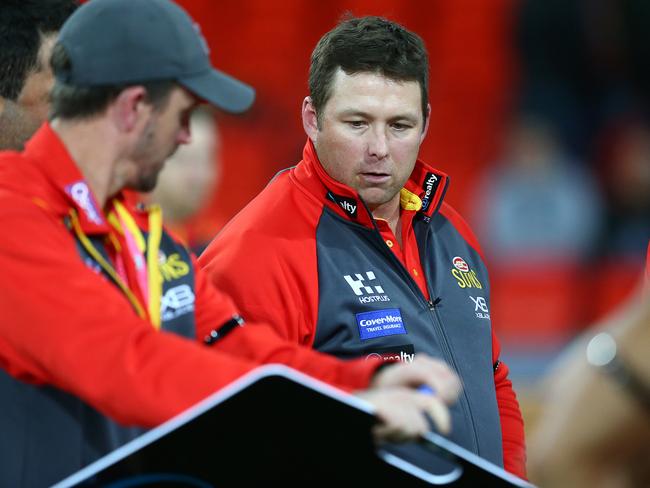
[51,117,131,209]
[370,194,403,247]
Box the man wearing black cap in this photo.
[0,1,461,485]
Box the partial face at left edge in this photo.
[0,33,57,150]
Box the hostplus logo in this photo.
[344,271,391,304]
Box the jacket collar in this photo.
[292,139,449,228]
[23,123,127,235]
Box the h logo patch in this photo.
[344,271,384,296]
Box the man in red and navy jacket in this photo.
[200,16,526,478]
[0,3,464,486]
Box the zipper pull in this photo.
[428,297,442,309]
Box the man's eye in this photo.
[347,120,366,128]
[392,123,411,131]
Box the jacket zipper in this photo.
[419,221,481,454]
[362,211,481,454]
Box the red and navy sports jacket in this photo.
[0,126,381,487]
[200,140,527,478]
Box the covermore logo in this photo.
[356,308,406,341]
[343,271,391,304]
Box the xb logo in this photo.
[470,296,488,313]
[470,296,490,319]
[161,284,196,321]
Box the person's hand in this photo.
[370,355,461,404]
[357,356,461,442]
[357,386,454,442]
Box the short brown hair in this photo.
[309,15,429,126]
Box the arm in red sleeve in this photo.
[0,200,263,428]
[198,213,319,346]
[492,330,527,478]
[192,254,381,392]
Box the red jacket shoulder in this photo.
[439,202,485,261]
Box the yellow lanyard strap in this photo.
[112,200,163,329]
[69,209,146,320]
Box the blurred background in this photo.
[158,0,649,452]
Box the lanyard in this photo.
[69,201,164,329]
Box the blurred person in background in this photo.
[0,0,78,150]
[0,1,463,485]
[147,108,219,254]
[527,241,650,488]
[473,115,602,265]
[200,15,526,478]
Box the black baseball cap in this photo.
[55,0,255,113]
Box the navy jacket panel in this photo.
[314,207,503,467]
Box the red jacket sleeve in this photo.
[199,207,320,346]
[192,253,381,392]
[0,199,278,428]
[492,331,527,478]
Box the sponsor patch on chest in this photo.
[356,308,406,341]
[365,344,415,363]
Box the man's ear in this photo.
[420,103,431,143]
[109,86,151,133]
[302,96,319,143]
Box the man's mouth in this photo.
[360,172,390,184]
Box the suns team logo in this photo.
[452,257,469,272]
[158,252,190,282]
[451,256,483,289]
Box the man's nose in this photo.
[366,126,389,160]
